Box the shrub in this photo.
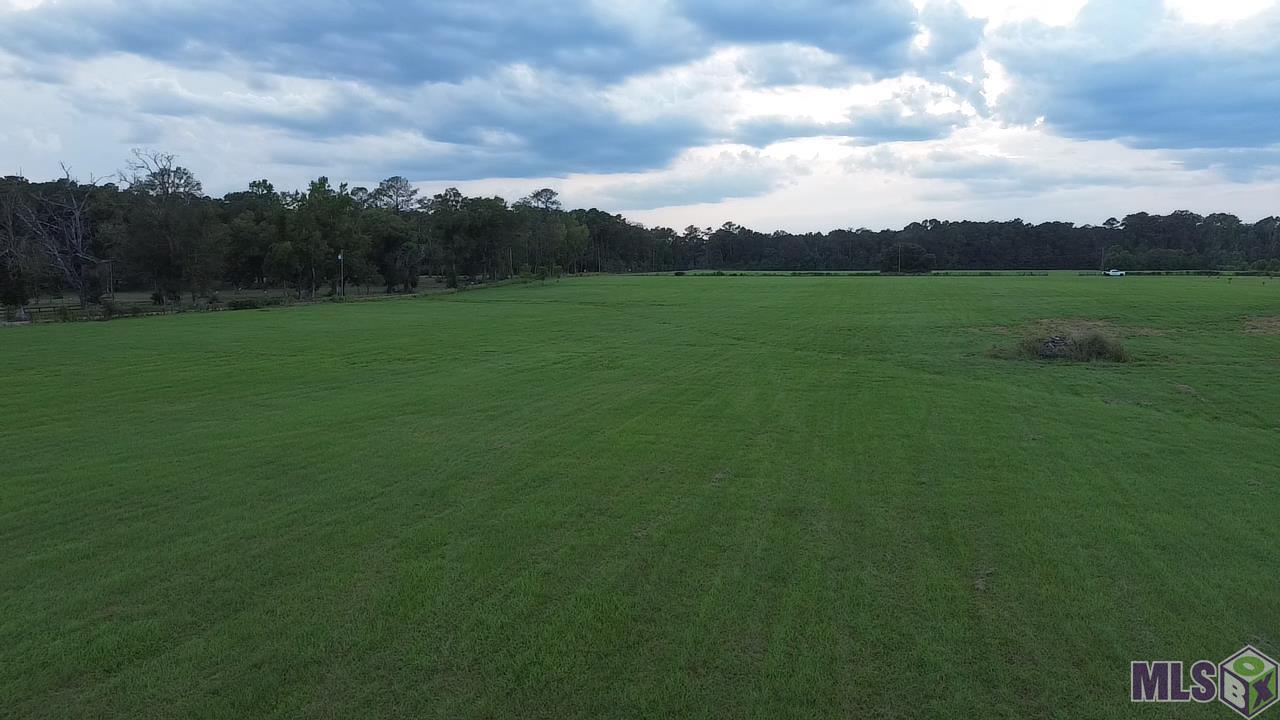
[1012,331,1129,362]
[98,298,124,320]
[150,287,181,305]
[227,298,263,311]
[673,271,686,276]
[1070,331,1130,362]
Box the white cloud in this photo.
[629,121,1280,231]
[1166,0,1278,23]
[946,0,1088,26]
[942,0,1279,27]
[1,0,1278,230]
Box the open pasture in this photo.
[2,274,1278,719]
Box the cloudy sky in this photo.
[1,0,1278,230]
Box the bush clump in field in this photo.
[1011,331,1130,362]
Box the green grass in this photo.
[2,275,1278,719]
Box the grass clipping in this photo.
[1244,316,1280,335]
[994,330,1130,363]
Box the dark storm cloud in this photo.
[0,0,964,85]
[0,0,993,180]
[403,114,714,181]
[991,0,1280,152]
[268,104,713,182]
[0,1,684,85]
[678,0,918,72]
[35,0,1280,186]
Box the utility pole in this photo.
[898,244,903,273]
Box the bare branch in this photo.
[16,167,100,306]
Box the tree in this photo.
[562,217,589,273]
[427,188,470,287]
[221,181,283,288]
[124,150,204,199]
[10,151,1280,310]
[461,195,515,280]
[120,150,216,302]
[518,188,561,212]
[263,239,301,292]
[372,176,419,214]
[17,168,104,307]
[515,189,572,276]
[880,242,934,274]
[0,176,39,309]
[285,177,365,297]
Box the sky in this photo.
[1,0,1278,231]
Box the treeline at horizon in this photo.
[4,151,1280,308]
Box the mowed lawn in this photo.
[2,275,1278,719]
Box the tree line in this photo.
[3,151,1279,309]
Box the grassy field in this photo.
[2,275,1278,719]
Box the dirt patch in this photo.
[974,317,1162,338]
[978,324,1016,335]
[1105,398,1152,407]
[1030,317,1164,337]
[1244,316,1280,335]
[973,567,995,593]
[1173,384,1204,402]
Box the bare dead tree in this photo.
[121,149,202,201]
[16,165,101,309]
[0,178,27,269]
[0,178,41,314]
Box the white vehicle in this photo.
[1105,269,1126,277]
